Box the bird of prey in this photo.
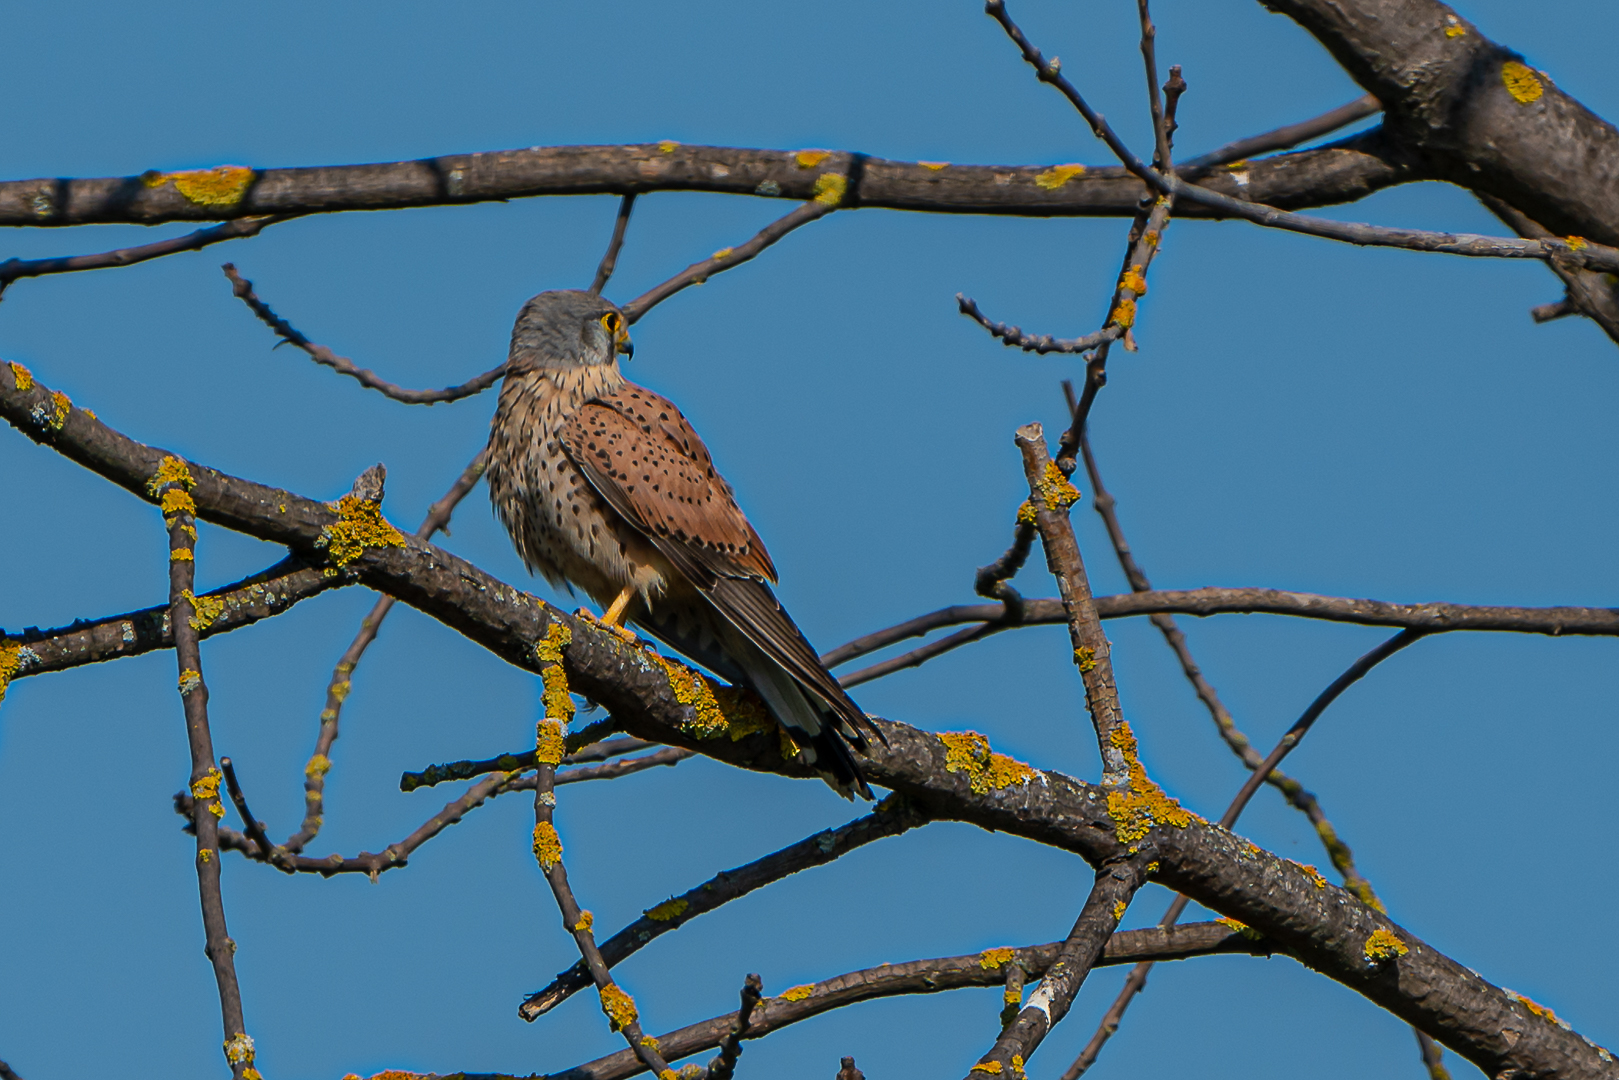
[486,289,873,798]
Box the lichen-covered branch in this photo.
[2,362,1608,1079]
[156,455,260,1080]
[0,138,1414,228]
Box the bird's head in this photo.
[507,289,634,375]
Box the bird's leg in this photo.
[600,584,635,628]
[576,585,640,642]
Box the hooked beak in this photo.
[615,325,634,360]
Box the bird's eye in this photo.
[600,312,621,335]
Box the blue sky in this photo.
[1,3,1615,1078]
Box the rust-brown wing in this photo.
[558,384,777,583]
[558,382,871,745]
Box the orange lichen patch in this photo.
[1567,236,1588,251]
[650,651,727,737]
[711,246,734,261]
[0,640,21,705]
[147,455,196,497]
[347,1073,428,1080]
[813,172,847,206]
[1514,992,1561,1025]
[971,1063,1003,1074]
[1363,928,1408,963]
[1010,1055,1025,1078]
[641,1035,661,1052]
[1003,987,1022,1005]
[795,150,831,169]
[657,140,680,153]
[1443,13,1467,36]
[191,769,221,800]
[170,547,195,562]
[1111,899,1127,922]
[535,621,571,665]
[1291,861,1328,888]
[920,161,950,170]
[1015,500,1038,525]
[1105,721,1197,844]
[1035,460,1081,513]
[1119,265,1148,296]
[319,493,406,568]
[780,984,815,1002]
[978,947,1016,970]
[1143,230,1161,248]
[1034,164,1086,190]
[598,983,639,1030]
[644,897,689,922]
[47,390,70,429]
[178,669,203,694]
[1109,296,1138,329]
[1502,60,1544,104]
[1074,646,1097,673]
[710,683,775,741]
[160,488,197,517]
[146,166,255,207]
[7,361,32,391]
[939,731,1036,795]
[536,719,567,766]
[305,754,332,779]
[532,821,563,870]
[573,910,594,933]
[1216,916,1263,941]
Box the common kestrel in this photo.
[486,290,873,798]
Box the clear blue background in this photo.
[1,3,1614,1078]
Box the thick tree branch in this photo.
[2,363,1607,1080]
[0,139,1414,228]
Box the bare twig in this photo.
[1181,94,1381,171]
[0,215,289,298]
[704,973,763,1080]
[222,264,506,404]
[956,293,1119,356]
[620,199,835,323]
[285,448,489,853]
[1135,0,1174,178]
[838,622,1005,688]
[1479,192,1619,346]
[541,922,1271,1080]
[590,194,637,295]
[511,746,695,787]
[521,801,926,1020]
[157,456,259,1080]
[219,758,278,864]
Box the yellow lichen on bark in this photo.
[184,589,226,631]
[145,165,255,207]
[598,983,639,1031]
[780,984,815,1002]
[939,731,1036,795]
[536,719,566,765]
[1363,928,1408,963]
[532,822,563,870]
[1502,60,1544,103]
[1105,721,1196,844]
[813,173,847,206]
[1034,164,1085,190]
[644,897,689,922]
[1035,460,1081,513]
[0,640,21,705]
[7,361,32,391]
[319,494,406,568]
[978,946,1016,970]
[795,150,831,168]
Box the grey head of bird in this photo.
[506,289,634,375]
